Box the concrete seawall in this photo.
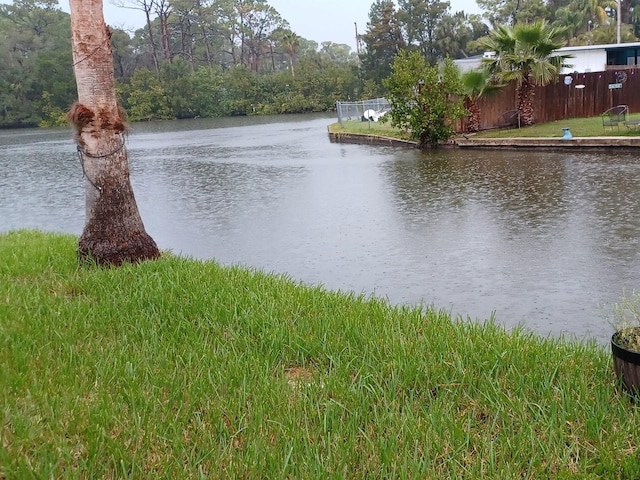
[328,130,640,151]
[454,136,640,151]
[327,131,417,148]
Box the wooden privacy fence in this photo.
[466,69,640,131]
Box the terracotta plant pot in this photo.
[611,328,640,396]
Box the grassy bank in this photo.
[329,113,640,140]
[474,114,640,138]
[1,230,639,478]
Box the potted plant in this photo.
[609,291,640,397]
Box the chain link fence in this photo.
[336,98,391,126]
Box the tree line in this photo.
[0,0,360,127]
[1,0,639,128]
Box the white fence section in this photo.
[336,98,391,126]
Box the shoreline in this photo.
[328,130,640,150]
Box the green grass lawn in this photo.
[474,113,640,138]
[1,230,639,478]
[329,113,640,141]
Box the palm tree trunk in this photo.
[466,98,481,132]
[68,0,159,266]
[517,75,535,126]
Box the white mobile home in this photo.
[555,42,640,73]
[454,42,640,74]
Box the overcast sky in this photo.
[95,0,482,51]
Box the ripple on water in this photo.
[3,116,640,344]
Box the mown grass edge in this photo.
[1,230,638,478]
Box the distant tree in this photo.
[227,0,286,71]
[153,0,172,62]
[0,0,74,127]
[291,54,361,109]
[477,0,549,26]
[481,21,572,126]
[383,51,465,148]
[113,0,160,71]
[577,0,614,27]
[189,65,226,117]
[296,38,319,56]
[458,13,491,57]
[160,58,200,118]
[169,0,198,70]
[111,28,138,80]
[68,0,159,265]
[360,0,405,94]
[319,42,355,64]
[279,29,300,77]
[551,6,586,42]
[435,11,489,59]
[33,48,76,126]
[589,22,637,43]
[191,0,222,68]
[124,68,174,120]
[397,0,450,64]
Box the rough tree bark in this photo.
[68,0,160,266]
[517,75,535,126]
[465,98,481,133]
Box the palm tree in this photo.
[552,6,586,41]
[281,30,300,77]
[460,69,504,132]
[577,0,615,27]
[481,20,572,126]
[68,0,159,265]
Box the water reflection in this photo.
[1,115,639,344]
[381,148,640,341]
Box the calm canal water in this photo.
[2,114,639,344]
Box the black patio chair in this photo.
[602,105,628,132]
